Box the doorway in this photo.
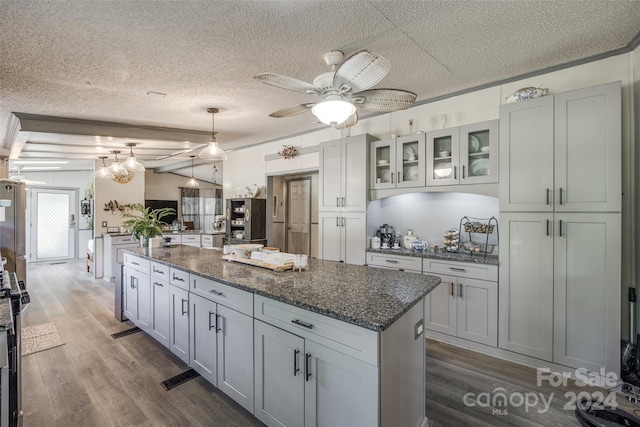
[286,178,311,255]
[29,187,78,262]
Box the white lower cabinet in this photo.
[424,260,498,347]
[190,293,254,413]
[169,285,190,364]
[499,212,621,374]
[318,211,366,265]
[150,276,170,348]
[254,320,378,427]
[123,265,151,332]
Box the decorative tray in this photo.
[222,254,293,272]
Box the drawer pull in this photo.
[305,353,312,381]
[449,267,466,272]
[385,259,399,264]
[131,261,139,266]
[153,281,164,287]
[294,349,300,376]
[291,319,314,329]
[152,266,165,274]
[172,273,185,282]
[208,289,224,297]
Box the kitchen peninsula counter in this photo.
[126,245,440,331]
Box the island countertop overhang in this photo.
[124,246,441,331]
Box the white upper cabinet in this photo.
[500,81,621,212]
[371,134,426,190]
[319,134,376,212]
[427,120,498,186]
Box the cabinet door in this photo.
[317,212,342,262]
[426,127,459,186]
[169,285,190,364]
[341,135,368,211]
[135,271,151,332]
[553,213,620,374]
[304,340,378,427]
[396,133,426,189]
[424,275,457,336]
[371,139,397,190]
[123,267,137,322]
[554,82,621,212]
[189,293,217,385]
[217,305,254,414]
[150,277,170,349]
[499,96,554,211]
[254,320,304,427]
[342,212,367,266]
[456,278,498,347]
[498,213,554,361]
[318,140,343,211]
[460,120,498,184]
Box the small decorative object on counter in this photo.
[293,254,308,272]
[459,216,499,259]
[410,240,429,252]
[443,228,459,252]
[223,235,233,254]
[371,236,381,249]
[403,229,418,249]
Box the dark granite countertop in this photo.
[0,299,11,332]
[125,246,440,332]
[367,248,499,266]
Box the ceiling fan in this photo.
[254,50,417,129]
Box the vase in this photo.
[140,237,149,248]
[223,245,231,254]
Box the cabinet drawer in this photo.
[150,262,169,280]
[366,252,422,273]
[190,275,253,316]
[113,235,137,245]
[163,235,182,245]
[423,259,497,281]
[182,235,200,243]
[123,254,150,274]
[254,295,378,366]
[201,235,213,245]
[169,267,189,290]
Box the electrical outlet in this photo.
[415,319,424,340]
[101,221,107,227]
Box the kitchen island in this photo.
[121,245,440,427]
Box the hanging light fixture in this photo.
[186,155,199,188]
[95,156,112,179]
[124,143,145,171]
[311,94,356,126]
[199,107,228,161]
[108,150,127,175]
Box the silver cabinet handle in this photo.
[208,289,224,297]
[336,217,340,227]
[153,266,165,275]
[216,313,222,332]
[181,298,188,315]
[173,273,185,282]
[385,259,399,264]
[559,188,564,205]
[291,319,314,329]
[336,197,340,208]
[131,261,139,266]
[546,188,551,205]
[459,283,463,299]
[341,217,345,227]
[208,311,215,331]
[153,281,164,287]
[449,267,466,272]
[341,197,345,207]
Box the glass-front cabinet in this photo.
[427,119,498,186]
[371,133,425,190]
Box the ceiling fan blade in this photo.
[333,51,391,94]
[333,112,358,129]
[351,88,417,111]
[253,73,321,95]
[268,103,315,118]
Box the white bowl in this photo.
[480,146,490,153]
[439,151,450,157]
[377,159,389,165]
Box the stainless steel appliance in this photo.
[375,224,395,248]
[0,181,27,286]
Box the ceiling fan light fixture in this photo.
[186,155,199,188]
[311,96,356,126]
[124,143,146,171]
[199,108,228,161]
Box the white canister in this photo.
[371,236,381,249]
[404,235,418,249]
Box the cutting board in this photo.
[222,254,294,271]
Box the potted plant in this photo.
[121,204,176,247]
[223,234,233,254]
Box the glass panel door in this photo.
[396,133,425,188]
[426,128,460,186]
[459,120,499,184]
[371,139,397,190]
[30,188,77,262]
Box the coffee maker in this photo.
[375,224,395,248]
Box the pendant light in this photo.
[108,150,127,175]
[199,107,228,161]
[95,156,112,179]
[124,142,145,171]
[186,155,199,188]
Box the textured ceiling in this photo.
[1,0,639,176]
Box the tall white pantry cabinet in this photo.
[499,81,621,375]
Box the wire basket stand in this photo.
[458,216,499,259]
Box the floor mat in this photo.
[22,322,65,356]
[161,369,200,391]
[111,326,142,339]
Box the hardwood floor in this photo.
[22,259,263,427]
[22,260,637,427]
